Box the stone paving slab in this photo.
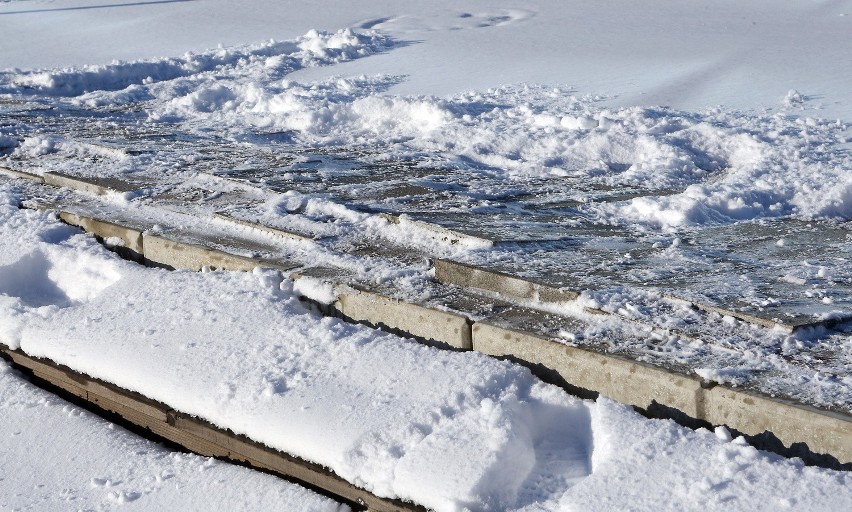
[42,171,149,196]
[142,231,298,272]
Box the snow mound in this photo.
[1,29,392,97]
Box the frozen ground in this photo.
[0,188,849,510]
[1,0,851,509]
[0,360,348,511]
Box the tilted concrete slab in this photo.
[335,287,473,350]
[42,171,143,196]
[472,321,705,418]
[0,165,44,183]
[59,211,146,256]
[704,385,852,464]
[142,232,298,272]
[380,213,494,248]
[435,258,579,303]
[674,296,852,333]
[213,211,315,242]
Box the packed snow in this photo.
[0,184,849,510]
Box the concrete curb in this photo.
[472,321,705,418]
[380,213,494,248]
[213,211,315,242]
[472,321,852,464]
[142,232,298,272]
[42,171,138,196]
[335,287,473,350]
[59,212,146,256]
[675,296,852,333]
[704,385,852,464]
[434,258,578,302]
[0,346,423,512]
[0,165,44,183]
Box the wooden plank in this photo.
[1,348,169,421]
[170,413,425,512]
[0,346,422,510]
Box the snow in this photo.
[0,183,850,511]
[0,361,348,512]
[1,0,852,508]
[3,1,851,119]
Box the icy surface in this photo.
[0,361,348,512]
[0,185,850,510]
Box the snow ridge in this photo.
[0,29,393,97]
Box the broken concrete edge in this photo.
[25,202,852,464]
[380,212,494,248]
[0,345,425,512]
[434,258,578,303]
[59,211,146,256]
[0,165,44,183]
[471,320,852,465]
[212,211,316,243]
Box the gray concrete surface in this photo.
[335,287,473,349]
[59,211,145,256]
[435,259,578,302]
[142,233,296,272]
[472,321,704,417]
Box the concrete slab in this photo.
[434,259,579,302]
[213,211,315,242]
[335,287,473,350]
[380,213,494,248]
[472,321,704,418]
[59,211,145,256]
[142,232,298,272]
[677,296,852,333]
[42,171,142,195]
[704,385,852,464]
[0,165,44,183]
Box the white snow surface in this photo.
[0,361,347,512]
[0,185,850,510]
[2,0,851,120]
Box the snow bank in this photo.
[104,50,852,227]
[1,29,391,97]
[560,399,851,512]
[0,362,348,512]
